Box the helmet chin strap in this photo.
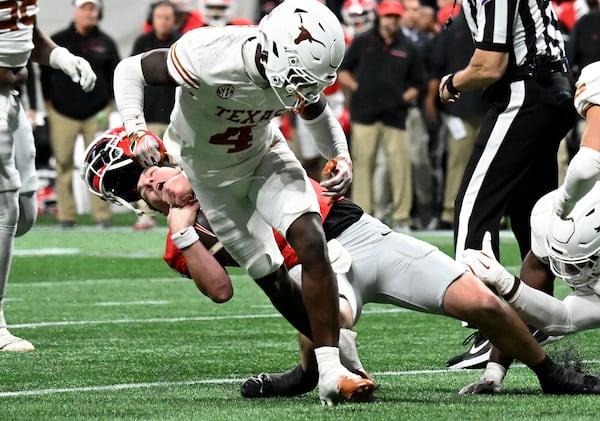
[104,193,145,215]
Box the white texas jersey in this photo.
[574,61,600,117]
[165,26,295,187]
[0,0,38,67]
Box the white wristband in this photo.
[482,362,507,384]
[171,226,199,250]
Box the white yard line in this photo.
[0,368,496,398]
[11,307,407,329]
[4,362,600,398]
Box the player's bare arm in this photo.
[140,49,177,86]
[581,105,600,150]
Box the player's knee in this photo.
[246,253,282,280]
[287,213,326,262]
[472,292,507,321]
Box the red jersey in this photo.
[164,178,338,276]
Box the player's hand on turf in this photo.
[461,232,515,295]
[129,130,167,168]
[459,378,502,394]
[320,156,352,199]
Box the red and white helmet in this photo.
[258,0,346,111]
[341,0,376,37]
[202,0,233,26]
[81,127,145,212]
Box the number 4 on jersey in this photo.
[209,126,254,153]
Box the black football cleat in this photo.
[446,331,491,370]
[241,364,318,398]
[241,373,276,398]
[539,364,600,394]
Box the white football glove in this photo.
[552,185,575,220]
[461,231,515,296]
[320,157,352,198]
[129,130,167,168]
[459,378,502,395]
[49,47,97,93]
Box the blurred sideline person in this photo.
[460,182,600,393]
[0,0,96,351]
[426,10,488,232]
[439,0,577,368]
[143,0,205,34]
[130,1,182,230]
[81,127,600,397]
[40,0,120,228]
[401,0,435,230]
[338,0,425,232]
[112,0,375,406]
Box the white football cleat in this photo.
[0,329,34,352]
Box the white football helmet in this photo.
[545,183,600,288]
[258,0,346,110]
[81,127,144,213]
[341,0,376,37]
[202,0,232,26]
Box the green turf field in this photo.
[3,217,600,420]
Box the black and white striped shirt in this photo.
[462,0,566,69]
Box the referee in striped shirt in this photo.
[439,0,575,261]
[439,0,577,367]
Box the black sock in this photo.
[270,363,318,396]
[531,355,558,377]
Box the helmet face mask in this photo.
[203,0,232,26]
[81,127,144,208]
[342,0,376,37]
[545,185,600,288]
[258,0,346,111]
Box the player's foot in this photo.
[446,328,564,370]
[319,367,376,406]
[0,329,34,352]
[539,363,600,394]
[240,364,318,398]
[446,331,490,370]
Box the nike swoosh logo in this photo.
[478,258,490,270]
[468,339,490,355]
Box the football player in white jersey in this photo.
[81,127,600,397]
[461,183,600,394]
[457,61,600,394]
[112,0,373,405]
[0,0,96,352]
[553,61,600,219]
